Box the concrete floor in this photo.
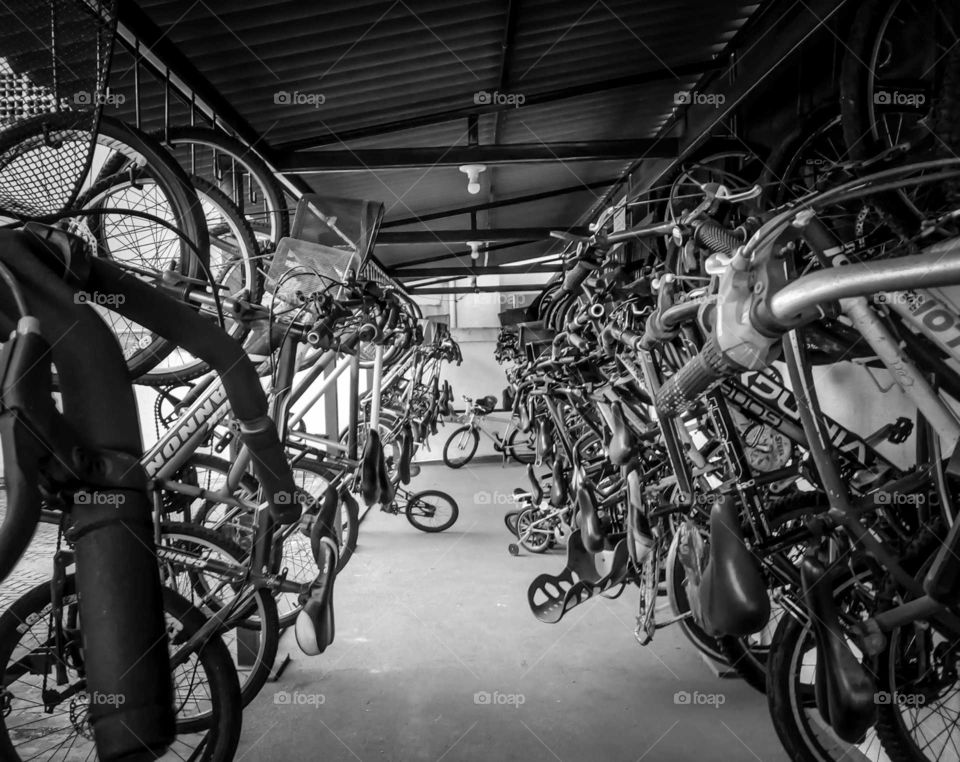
[238,462,789,762]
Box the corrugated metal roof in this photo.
[115,0,764,272]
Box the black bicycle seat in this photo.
[572,466,606,553]
[549,459,568,508]
[537,418,555,463]
[606,400,636,466]
[697,495,770,636]
[474,395,497,414]
[526,464,544,504]
[801,553,878,743]
[297,484,340,655]
[360,429,382,506]
[398,421,414,485]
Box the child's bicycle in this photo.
[442,394,535,468]
[381,482,460,532]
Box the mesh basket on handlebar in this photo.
[267,194,386,304]
[0,0,117,218]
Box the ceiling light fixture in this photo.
[467,240,483,260]
[459,164,486,194]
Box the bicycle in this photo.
[442,395,535,468]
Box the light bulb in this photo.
[459,164,486,195]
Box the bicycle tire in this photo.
[443,425,479,468]
[517,508,550,553]
[159,125,290,247]
[158,521,279,711]
[0,575,241,761]
[133,175,262,386]
[505,427,536,464]
[766,569,883,762]
[405,489,459,532]
[6,112,210,382]
[183,454,353,628]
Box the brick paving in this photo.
[0,493,60,611]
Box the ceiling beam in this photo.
[587,0,853,222]
[275,140,676,172]
[273,60,719,151]
[381,178,617,228]
[409,285,545,294]
[384,240,539,267]
[378,228,585,244]
[392,265,562,277]
[115,7,262,147]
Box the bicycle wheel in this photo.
[766,569,887,762]
[443,425,479,468]
[517,508,550,553]
[0,575,241,761]
[1,112,209,381]
[873,611,960,761]
[505,426,536,464]
[135,175,262,386]
[183,454,351,628]
[405,489,459,532]
[159,125,290,248]
[158,521,279,710]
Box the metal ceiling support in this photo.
[409,286,546,294]
[381,178,618,228]
[587,0,852,220]
[392,265,563,277]
[276,140,677,171]
[492,0,522,146]
[389,240,538,268]
[115,5,262,147]
[273,60,720,152]
[378,228,586,244]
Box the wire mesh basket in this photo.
[0,0,118,218]
[266,193,386,304]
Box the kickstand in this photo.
[267,653,292,681]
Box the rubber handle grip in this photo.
[655,336,734,417]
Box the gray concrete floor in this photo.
[238,462,789,762]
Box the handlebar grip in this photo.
[693,220,742,254]
[655,336,737,417]
[560,259,596,294]
[566,332,589,352]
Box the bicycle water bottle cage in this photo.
[606,400,636,466]
[800,553,878,742]
[297,484,340,656]
[527,529,630,624]
[697,494,771,636]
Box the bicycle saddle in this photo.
[519,397,533,433]
[475,395,497,414]
[527,529,630,623]
[549,459,568,508]
[697,494,771,636]
[398,421,414,485]
[377,434,395,505]
[360,429,382,506]
[606,401,636,466]
[537,418,555,463]
[572,465,607,553]
[297,484,339,656]
[526,464,544,504]
[801,554,877,742]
